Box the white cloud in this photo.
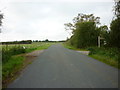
[1,0,114,3]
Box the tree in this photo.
[35,40,38,42]
[97,25,110,46]
[0,11,3,26]
[64,13,100,35]
[45,39,49,42]
[109,0,120,48]
[114,0,120,18]
[71,21,98,48]
[65,13,100,48]
[0,11,3,33]
[73,13,100,25]
[110,19,120,48]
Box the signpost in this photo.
[98,36,104,48]
[98,36,100,48]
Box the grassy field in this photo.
[2,42,54,64]
[2,42,55,86]
[63,43,119,69]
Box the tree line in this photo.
[1,39,65,45]
[2,40,32,45]
[64,1,120,49]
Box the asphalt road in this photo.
[8,44,118,88]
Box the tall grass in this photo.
[2,56,25,80]
[2,45,25,63]
[2,42,54,63]
[87,47,119,68]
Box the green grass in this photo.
[36,43,54,50]
[2,42,55,84]
[2,45,26,63]
[2,42,54,63]
[2,55,25,80]
[63,43,119,69]
[63,43,88,51]
[87,47,119,69]
[14,42,55,53]
[89,54,119,68]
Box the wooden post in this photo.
[98,36,100,48]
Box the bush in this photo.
[87,47,97,55]
[88,47,119,58]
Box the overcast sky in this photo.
[0,0,114,42]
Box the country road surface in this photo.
[8,44,118,88]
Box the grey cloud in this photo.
[1,1,114,41]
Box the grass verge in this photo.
[2,42,54,88]
[25,42,54,53]
[2,55,25,87]
[63,43,119,69]
[62,43,88,51]
[87,47,119,69]
[89,54,119,68]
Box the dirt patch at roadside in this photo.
[25,50,44,56]
[22,50,44,68]
[3,50,44,88]
[76,51,90,55]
